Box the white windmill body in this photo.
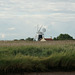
[37,32,44,41]
[35,25,46,41]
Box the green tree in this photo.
[20,39,25,41]
[54,34,73,40]
[53,37,57,40]
[26,37,33,41]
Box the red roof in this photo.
[45,38,52,41]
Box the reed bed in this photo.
[0,40,75,73]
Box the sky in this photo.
[0,0,75,40]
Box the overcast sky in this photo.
[0,0,75,40]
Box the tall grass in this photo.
[0,40,75,73]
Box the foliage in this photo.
[53,34,73,40]
[26,37,33,41]
[20,39,25,41]
[53,37,57,40]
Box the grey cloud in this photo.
[0,0,75,15]
[0,0,75,40]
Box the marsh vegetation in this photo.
[0,40,75,73]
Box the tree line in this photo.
[14,34,74,41]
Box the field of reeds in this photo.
[0,40,75,73]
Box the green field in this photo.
[0,40,75,73]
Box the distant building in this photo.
[40,38,46,41]
[35,25,46,41]
[44,38,52,41]
[40,38,52,41]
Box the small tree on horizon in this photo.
[26,37,33,41]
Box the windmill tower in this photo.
[35,25,46,41]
